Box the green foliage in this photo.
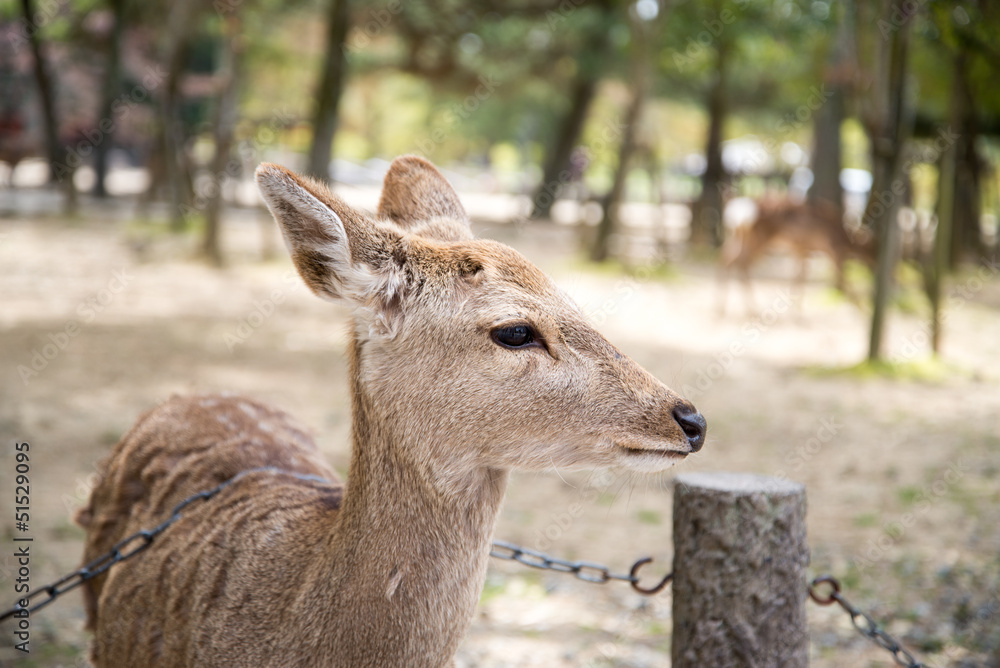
[636,509,662,525]
[809,357,966,383]
[13,0,1000,208]
[564,255,680,282]
[853,512,878,528]
[896,485,922,507]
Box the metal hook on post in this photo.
[629,557,673,595]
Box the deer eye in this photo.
[491,324,536,349]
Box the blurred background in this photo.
[1,0,999,666]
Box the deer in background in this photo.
[76,156,706,667]
[717,196,874,315]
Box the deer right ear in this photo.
[255,163,363,302]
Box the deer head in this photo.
[255,157,705,494]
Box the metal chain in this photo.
[0,472,936,668]
[2,476,672,623]
[809,575,928,668]
[490,540,672,595]
[1,475,935,668]
[0,474,245,622]
[1,494,935,668]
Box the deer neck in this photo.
[308,343,509,665]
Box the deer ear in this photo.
[377,156,469,235]
[255,163,404,317]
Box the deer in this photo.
[717,196,874,315]
[75,156,707,667]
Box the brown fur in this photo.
[78,155,705,667]
[718,197,874,314]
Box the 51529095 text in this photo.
[12,441,32,653]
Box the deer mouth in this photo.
[614,442,689,461]
[619,445,689,459]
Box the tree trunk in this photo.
[864,0,911,362]
[950,57,981,267]
[926,49,966,355]
[306,0,350,181]
[203,16,244,268]
[691,38,728,247]
[671,472,809,667]
[589,11,650,263]
[161,0,200,231]
[93,0,126,197]
[20,0,62,184]
[930,131,956,356]
[809,7,850,214]
[531,75,598,220]
[530,1,612,221]
[810,91,843,209]
[589,83,643,262]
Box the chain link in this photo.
[0,473,249,622]
[490,540,672,594]
[809,575,928,668]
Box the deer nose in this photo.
[673,404,707,452]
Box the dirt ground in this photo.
[1,190,999,667]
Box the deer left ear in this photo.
[378,156,470,240]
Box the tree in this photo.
[93,0,127,197]
[661,0,813,247]
[530,0,614,220]
[689,12,729,247]
[591,0,657,262]
[203,14,245,267]
[809,2,851,215]
[306,0,350,181]
[19,0,61,183]
[932,1,1000,266]
[159,0,203,230]
[858,0,912,362]
[927,52,959,355]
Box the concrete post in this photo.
[671,472,809,667]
